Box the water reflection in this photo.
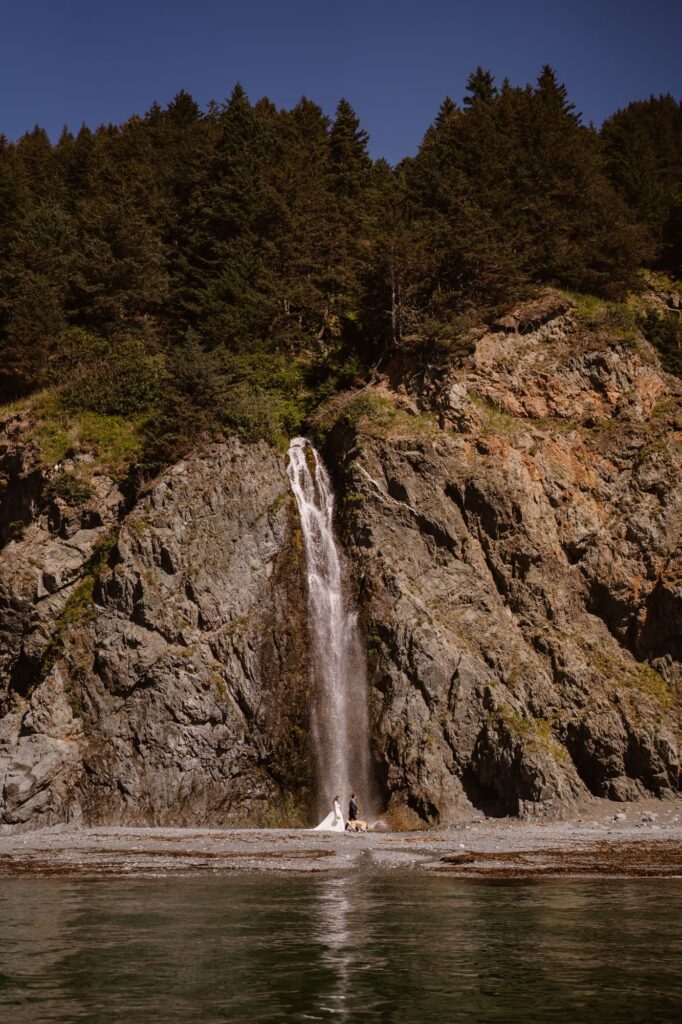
[313,876,353,1020]
[309,874,390,1021]
[0,874,680,1023]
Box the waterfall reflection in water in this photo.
[314,876,354,1020]
[0,874,680,1024]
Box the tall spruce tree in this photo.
[0,127,76,398]
[176,84,283,348]
[602,95,682,275]
[323,99,373,350]
[463,68,498,108]
[264,98,336,346]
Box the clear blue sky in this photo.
[1,0,680,163]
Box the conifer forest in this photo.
[1,68,680,466]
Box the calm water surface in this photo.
[0,873,680,1023]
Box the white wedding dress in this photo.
[314,799,345,832]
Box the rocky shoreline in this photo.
[2,799,680,879]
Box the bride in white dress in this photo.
[314,794,345,832]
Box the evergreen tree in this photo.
[264,98,335,345]
[0,199,76,397]
[602,95,682,274]
[324,99,373,349]
[176,84,282,347]
[0,128,76,398]
[435,96,458,126]
[463,68,498,108]
[330,98,371,196]
[363,159,428,350]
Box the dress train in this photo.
[313,799,345,831]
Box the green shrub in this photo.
[220,381,303,448]
[47,328,108,385]
[639,309,682,377]
[44,470,93,506]
[211,351,309,447]
[61,335,166,417]
[143,344,311,465]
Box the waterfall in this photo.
[287,437,374,820]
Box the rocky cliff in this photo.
[1,291,680,829]
[0,435,311,828]
[325,292,681,821]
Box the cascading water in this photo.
[287,437,374,820]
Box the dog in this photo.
[346,819,369,833]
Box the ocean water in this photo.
[0,872,680,1023]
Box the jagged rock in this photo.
[1,440,312,830]
[0,411,44,547]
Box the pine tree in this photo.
[0,199,76,397]
[262,97,335,345]
[57,119,169,336]
[0,127,77,398]
[362,159,428,350]
[525,67,646,294]
[602,95,682,274]
[330,99,371,196]
[463,68,498,108]
[435,97,458,126]
[176,84,282,348]
[322,100,373,349]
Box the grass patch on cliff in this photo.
[495,705,568,763]
[26,389,145,477]
[626,663,674,709]
[567,291,639,344]
[41,529,120,674]
[75,411,145,474]
[0,393,35,420]
[316,390,439,440]
[32,391,73,464]
[41,577,97,674]
[60,577,97,627]
[469,393,522,434]
[590,648,674,709]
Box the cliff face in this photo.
[326,293,681,820]
[0,437,311,829]
[0,292,680,829]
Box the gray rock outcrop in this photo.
[324,293,680,820]
[0,436,311,829]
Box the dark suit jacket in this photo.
[348,799,358,821]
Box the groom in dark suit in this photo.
[347,793,358,824]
